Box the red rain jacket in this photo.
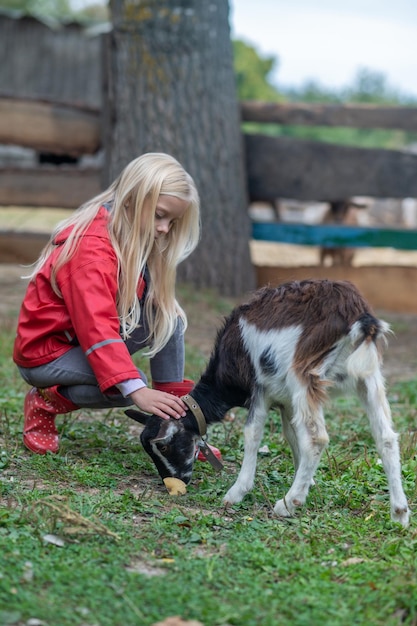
[13,206,146,392]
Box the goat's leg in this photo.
[357,375,409,527]
[281,405,300,471]
[274,403,329,517]
[281,406,315,487]
[223,391,269,505]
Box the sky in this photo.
[229,0,417,98]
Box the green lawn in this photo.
[1,286,416,626]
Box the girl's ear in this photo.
[124,196,134,218]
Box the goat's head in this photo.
[125,409,199,483]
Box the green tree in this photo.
[345,67,417,105]
[285,68,417,106]
[284,80,342,104]
[233,39,283,102]
[0,0,72,19]
[0,0,108,22]
[273,68,417,149]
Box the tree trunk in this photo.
[103,0,254,296]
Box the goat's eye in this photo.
[159,444,169,453]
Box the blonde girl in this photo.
[14,153,202,455]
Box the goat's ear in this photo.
[125,409,150,425]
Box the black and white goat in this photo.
[127,279,410,527]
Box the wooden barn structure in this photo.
[1,12,417,312]
[0,11,102,107]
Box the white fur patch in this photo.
[239,318,302,389]
[151,421,193,479]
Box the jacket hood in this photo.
[53,206,110,245]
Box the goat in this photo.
[319,199,366,267]
[127,279,410,527]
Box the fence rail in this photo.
[241,101,417,130]
[244,133,417,202]
[252,222,417,251]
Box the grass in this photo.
[1,286,417,626]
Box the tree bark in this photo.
[103,0,254,296]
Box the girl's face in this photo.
[153,195,188,240]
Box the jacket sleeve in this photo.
[57,248,144,393]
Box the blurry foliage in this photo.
[233,39,284,102]
[233,41,417,148]
[0,0,109,22]
[285,67,417,106]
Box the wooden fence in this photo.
[1,97,417,311]
[240,102,417,312]
[0,13,102,209]
[2,97,417,207]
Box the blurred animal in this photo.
[319,200,365,267]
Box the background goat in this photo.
[319,199,366,267]
[127,279,410,527]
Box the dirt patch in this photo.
[1,262,416,384]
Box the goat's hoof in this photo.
[391,505,410,528]
[273,499,293,518]
[223,485,245,505]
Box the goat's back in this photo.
[241,280,373,332]
[206,280,387,401]
[235,280,387,399]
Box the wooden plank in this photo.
[0,230,49,264]
[245,133,417,201]
[241,101,417,130]
[0,97,100,156]
[0,167,102,208]
[255,265,417,314]
[252,222,417,251]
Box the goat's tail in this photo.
[346,315,390,379]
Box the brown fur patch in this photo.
[241,280,375,398]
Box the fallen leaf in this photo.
[340,557,366,566]
[151,617,204,626]
[42,533,65,547]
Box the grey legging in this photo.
[17,319,185,409]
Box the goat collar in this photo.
[181,394,207,436]
[182,394,224,472]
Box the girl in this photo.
[13,152,213,457]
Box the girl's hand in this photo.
[130,387,187,420]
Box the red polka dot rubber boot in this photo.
[152,379,222,463]
[23,386,78,454]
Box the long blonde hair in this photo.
[29,153,200,356]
